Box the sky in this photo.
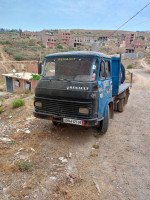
[0,0,150,31]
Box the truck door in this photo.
[98,60,112,119]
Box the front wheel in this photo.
[52,121,59,126]
[99,106,109,134]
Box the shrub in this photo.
[94,132,101,138]
[93,144,100,149]
[32,74,40,80]
[4,47,13,55]
[57,44,63,49]
[90,152,98,157]
[12,99,25,108]
[0,40,12,45]
[41,45,46,48]
[0,107,5,113]
[16,161,33,171]
[8,142,16,145]
[127,64,133,69]
[14,54,24,61]
[24,89,30,94]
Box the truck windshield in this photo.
[43,57,98,81]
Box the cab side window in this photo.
[100,60,110,79]
[100,61,105,79]
[105,61,110,77]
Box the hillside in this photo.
[0,29,150,83]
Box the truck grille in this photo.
[34,97,92,119]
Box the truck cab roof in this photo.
[45,51,111,59]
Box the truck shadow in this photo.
[50,122,105,141]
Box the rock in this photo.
[8,115,12,119]
[59,157,64,161]
[18,148,24,152]
[50,176,57,180]
[66,152,72,158]
[62,158,68,163]
[25,129,30,134]
[30,148,35,152]
[17,129,22,132]
[0,137,12,142]
[59,157,68,163]
[3,186,9,193]
[14,151,20,156]
[93,180,101,194]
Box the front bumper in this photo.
[33,110,98,126]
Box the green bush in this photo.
[0,107,5,113]
[32,74,40,80]
[0,40,12,45]
[4,47,13,55]
[14,54,24,61]
[16,161,33,171]
[12,99,25,108]
[93,144,100,149]
[41,45,46,48]
[127,64,133,69]
[24,89,30,94]
[57,44,63,49]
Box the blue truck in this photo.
[33,51,131,134]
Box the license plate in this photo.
[63,118,83,125]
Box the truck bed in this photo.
[118,83,130,95]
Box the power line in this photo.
[124,19,150,28]
[109,2,150,37]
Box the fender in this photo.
[103,98,113,118]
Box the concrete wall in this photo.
[13,78,24,92]
[13,78,38,92]
[123,52,144,59]
[26,63,38,74]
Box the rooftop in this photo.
[45,51,111,59]
[2,72,35,81]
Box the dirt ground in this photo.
[0,58,150,200]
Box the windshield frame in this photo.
[42,56,99,82]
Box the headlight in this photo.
[79,107,89,115]
[35,101,42,107]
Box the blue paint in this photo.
[95,55,125,120]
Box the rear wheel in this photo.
[114,102,118,111]
[118,99,124,112]
[99,106,109,134]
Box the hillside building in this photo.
[58,30,71,44]
[41,35,56,48]
[2,72,38,93]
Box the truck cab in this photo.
[34,51,130,134]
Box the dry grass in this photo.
[0,160,18,173]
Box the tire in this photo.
[118,99,124,112]
[114,102,118,111]
[99,106,109,134]
[52,121,59,126]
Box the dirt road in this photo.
[0,58,150,200]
